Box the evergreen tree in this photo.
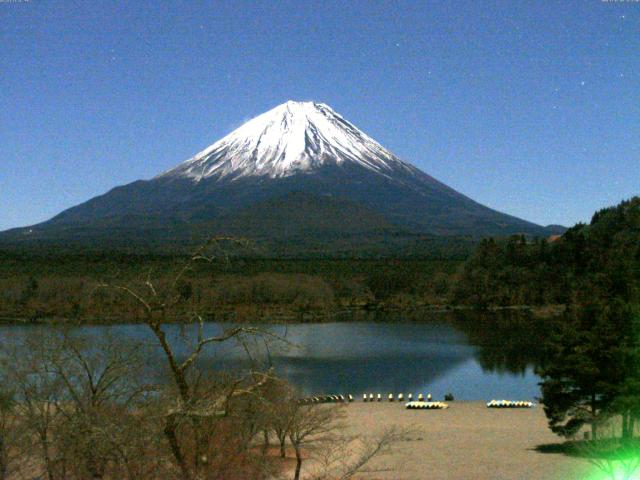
[537,307,614,440]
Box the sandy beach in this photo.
[330,401,593,480]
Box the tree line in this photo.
[0,256,460,323]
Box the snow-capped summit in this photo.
[160,101,410,182]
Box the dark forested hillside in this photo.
[454,197,640,308]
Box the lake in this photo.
[0,311,550,401]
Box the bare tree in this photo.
[0,388,24,480]
[287,403,345,480]
[47,332,155,479]
[2,328,159,480]
[2,331,64,480]
[283,401,409,480]
[307,427,410,480]
[262,380,296,458]
[100,238,278,480]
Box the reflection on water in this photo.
[0,310,552,400]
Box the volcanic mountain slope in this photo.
[0,101,562,251]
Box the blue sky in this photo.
[1,0,638,231]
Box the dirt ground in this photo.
[324,401,594,480]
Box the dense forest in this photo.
[454,196,640,308]
[1,197,638,323]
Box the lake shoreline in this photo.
[0,303,565,325]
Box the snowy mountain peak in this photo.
[160,101,410,182]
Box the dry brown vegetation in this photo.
[0,241,406,479]
[0,253,459,323]
[0,331,404,480]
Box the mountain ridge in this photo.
[0,100,565,253]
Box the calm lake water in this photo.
[0,311,549,401]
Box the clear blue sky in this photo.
[1,0,638,231]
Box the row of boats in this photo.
[298,395,352,404]
[405,401,449,409]
[297,395,535,409]
[297,393,434,404]
[362,393,433,402]
[486,400,535,408]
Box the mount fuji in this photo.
[1,101,562,252]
